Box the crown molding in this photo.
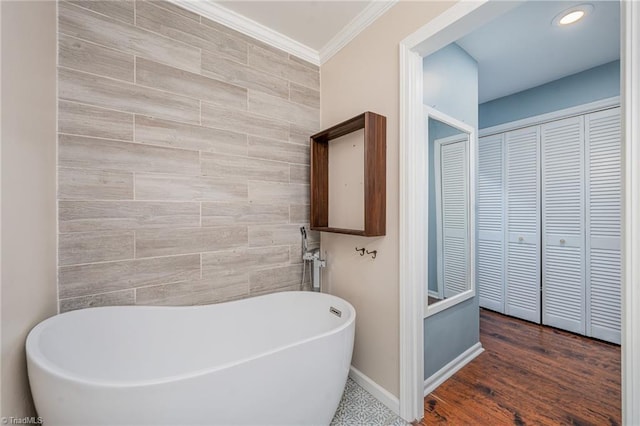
[168,0,321,66]
[319,0,398,64]
[167,0,397,66]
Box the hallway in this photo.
[421,309,621,425]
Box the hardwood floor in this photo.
[420,309,621,425]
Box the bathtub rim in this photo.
[26,291,356,388]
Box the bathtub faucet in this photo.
[303,248,326,292]
[300,227,326,292]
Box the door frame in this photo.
[398,0,640,423]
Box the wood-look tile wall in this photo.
[57,0,320,312]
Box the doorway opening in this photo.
[398,1,640,423]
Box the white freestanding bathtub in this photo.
[26,291,355,426]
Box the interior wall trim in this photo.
[622,1,640,423]
[318,1,398,64]
[423,342,484,396]
[167,0,397,66]
[349,365,400,416]
[168,0,319,65]
[399,1,519,421]
[479,96,621,138]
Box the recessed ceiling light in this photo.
[553,4,594,27]
[560,10,585,25]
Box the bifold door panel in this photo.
[505,127,541,323]
[476,107,621,345]
[477,134,505,312]
[541,116,586,335]
[586,108,622,344]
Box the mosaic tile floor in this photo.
[331,378,409,426]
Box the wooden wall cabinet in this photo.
[310,111,386,236]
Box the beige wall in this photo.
[320,1,455,397]
[57,1,320,311]
[1,0,58,417]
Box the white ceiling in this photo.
[216,1,372,51]
[456,1,620,103]
[208,0,619,101]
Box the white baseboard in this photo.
[349,366,400,416]
[423,342,484,396]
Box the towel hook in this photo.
[366,250,377,260]
[355,247,365,256]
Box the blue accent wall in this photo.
[423,43,480,380]
[424,43,479,129]
[479,60,620,129]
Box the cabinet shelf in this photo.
[310,111,386,236]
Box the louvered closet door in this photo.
[541,116,585,334]
[477,134,505,312]
[438,139,469,299]
[586,107,621,344]
[505,126,541,323]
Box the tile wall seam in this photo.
[200,99,305,128]
[115,279,194,294]
[59,99,135,119]
[58,252,202,268]
[247,179,311,187]
[245,45,320,86]
[59,78,292,134]
[58,131,134,145]
[58,71,204,118]
[61,98,248,136]
[60,2,205,61]
[60,64,249,109]
[63,0,136,26]
[198,69,291,102]
[138,0,199,26]
[133,55,248,94]
[58,131,205,157]
[57,29,199,76]
[59,287,135,302]
[56,0,62,314]
[136,0,247,48]
[247,132,316,146]
[58,200,204,207]
[59,33,138,74]
[202,152,305,168]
